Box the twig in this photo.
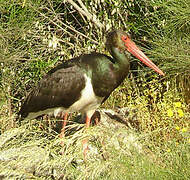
[77,0,89,14]
[28,3,99,44]
[66,0,103,29]
[38,10,99,44]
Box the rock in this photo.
[0,108,143,179]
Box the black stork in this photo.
[18,30,164,157]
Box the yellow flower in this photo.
[22,0,26,8]
[177,109,184,117]
[175,126,180,131]
[174,102,182,108]
[167,148,171,152]
[188,139,190,144]
[181,128,187,133]
[167,109,173,117]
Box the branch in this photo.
[38,10,99,44]
[66,0,103,29]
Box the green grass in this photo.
[0,116,189,179]
[0,0,190,179]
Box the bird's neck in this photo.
[109,46,130,84]
[110,47,130,67]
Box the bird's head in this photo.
[106,30,165,76]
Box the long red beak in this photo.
[122,36,165,76]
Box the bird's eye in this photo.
[122,36,128,42]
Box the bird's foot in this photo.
[59,130,66,155]
[58,112,68,155]
[82,139,89,160]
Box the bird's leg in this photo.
[60,112,68,146]
[85,115,91,128]
[94,117,99,125]
[91,111,101,126]
[82,115,91,159]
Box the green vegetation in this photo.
[0,0,190,179]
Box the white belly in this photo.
[26,74,103,120]
[68,74,102,113]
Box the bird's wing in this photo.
[19,64,85,118]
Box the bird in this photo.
[18,30,164,157]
